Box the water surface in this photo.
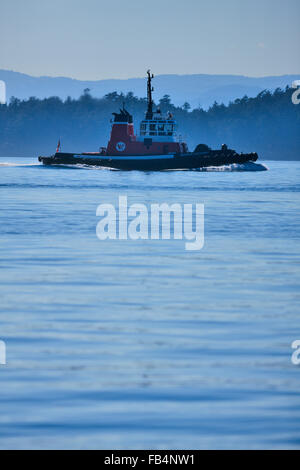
[0,157,299,449]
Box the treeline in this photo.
[0,87,299,160]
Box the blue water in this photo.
[0,157,299,449]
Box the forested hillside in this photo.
[0,86,299,160]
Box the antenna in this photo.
[146,69,154,119]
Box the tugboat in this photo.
[38,70,259,171]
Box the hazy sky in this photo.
[0,0,299,79]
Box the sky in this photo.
[0,0,299,80]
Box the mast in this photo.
[146,69,154,119]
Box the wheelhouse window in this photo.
[149,123,157,136]
[140,120,176,137]
[158,123,165,136]
[140,122,147,136]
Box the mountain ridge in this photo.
[1,69,299,109]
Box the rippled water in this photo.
[0,157,299,449]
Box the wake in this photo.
[194,162,268,172]
[0,161,268,172]
[0,162,41,167]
